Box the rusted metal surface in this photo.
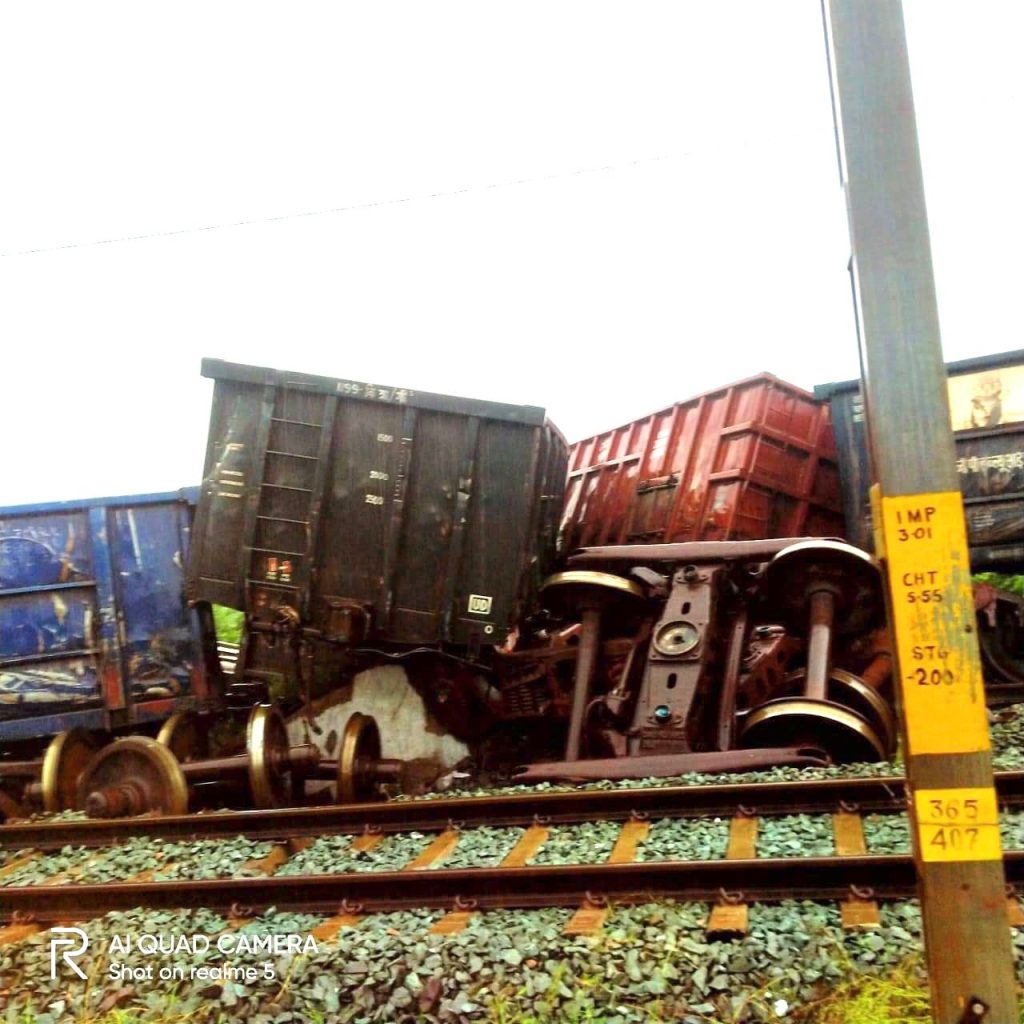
[562,374,843,551]
[6,852,1024,921]
[513,747,830,782]
[9,771,1024,852]
[567,537,829,567]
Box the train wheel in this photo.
[156,711,208,763]
[41,729,101,813]
[781,668,897,756]
[78,737,189,817]
[246,704,291,809]
[337,712,383,803]
[739,697,887,763]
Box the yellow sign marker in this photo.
[914,787,1002,863]
[879,491,990,754]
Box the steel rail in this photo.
[4,851,1024,922]
[4,770,1024,851]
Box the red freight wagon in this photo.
[561,373,845,549]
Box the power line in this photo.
[3,153,679,258]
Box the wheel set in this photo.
[739,540,896,762]
[0,707,396,820]
[74,707,399,818]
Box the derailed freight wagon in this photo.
[561,374,845,550]
[0,490,220,746]
[187,359,568,728]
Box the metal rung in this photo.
[271,418,323,428]
[259,484,313,493]
[266,450,319,461]
[251,547,306,557]
[256,515,310,525]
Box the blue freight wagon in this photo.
[0,489,221,745]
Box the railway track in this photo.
[4,851,1024,923]
[6,769,1024,851]
[4,771,1024,927]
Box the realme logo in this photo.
[467,594,493,615]
[50,927,89,980]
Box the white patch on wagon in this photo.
[285,663,468,769]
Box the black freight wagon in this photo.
[815,348,1024,569]
[187,359,568,701]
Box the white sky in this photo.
[2,2,1021,505]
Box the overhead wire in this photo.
[3,130,820,258]
[3,152,679,258]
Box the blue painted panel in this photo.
[0,491,208,741]
[0,488,200,517]
[0,510,104,718]
[0,512,95,590]
[0,706,108,741]
[0,657,100,714]
[109,503,195,701]
[0,587,96,659]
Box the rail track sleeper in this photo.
[404,828,460,871]
[563,895,611,936]
[706,887,749,939]
[564,821,650,936]
[607,819,651,865]
[500,823,550,868]
[0,921,43,947]
[708,816,758,937]
[432,824,555,935]
[832,808,868,857]
[349,832,385,854]
[831,807,880,926]
[1006,885,1024,927]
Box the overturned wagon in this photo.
[562,373,845,550]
